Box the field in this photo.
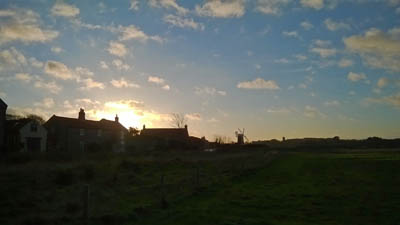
[1,147,400,225]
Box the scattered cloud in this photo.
[324,18,350,31]
[163,14,205,30]
[294,54,307,61]
[300,20,313,30]
[195,87,227,96]
[0,8,59,45]
[34,97,55,108]
[15,73,32,82]
[79,78,105,90]
[282,30,299,39]
[148,76,165,84]
[344,27,400,72]
[237,78,280,90]
[266,107,293,114]
[347,72,367,82]
[304,105,326,118]
[186,113,202,121]
[100,61,109,69]
[129,0,139,11]
[338,58,353,67]
[51,46,63,54]
[377,77,389,88]
[0,47,27,70]
[196,0,245,18]
[365,93,400,108]
[118,25,163,43]
[112,59,130,70]
[310,47,337,58]
[255,0,291,15]
[29,57,43,68]
[111,77,140,88]
[149,0,189,15]
[274,58,290,64]
[107,41,127,57]
[324,100,340,106]
[34,80,62,94]
[44,60,76,80]
[51,2,80,17]
[300,0,324,10]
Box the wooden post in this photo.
[82,184,89,225]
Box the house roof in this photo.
[140,127,189,139]
[0,98,7,109]
[44,115,128,131]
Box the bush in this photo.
[54,169,76,186]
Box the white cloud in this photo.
[294,54,307,61]
[118,25,163,43]
[29,57,43,68]
[344,27,400,72]
[255,0,291,15]
[366,92,400,108]
[79,78,105,90]
[196,0,245,18]
[51,2,80,17]
[111,77,140,88]
[310,47,337,58]
[15,73,32,82]
[51,46,63,54]
[195,87,227,96]
[34,80,62,94]
[300,0,324,10]
[313,39,331,47]
[324,18,351,31]
[324,100,340,106]
[274,58,290,64]
[347,72,367,82]
[34,97,54,108]
[237,78,280,90]
[0,9,59,45]
[75,67,94,77]
[300,20,313,30]
[338,58,353,67]
[129,0,139,11]
[148,76,165,84]
[186,113,202,121]
[112,59,130,70]
[44,60,76,80]
[304,105,326,118]
[162,85,170,90]
[377,77,389,88]
[163,14,205,30]
[0,47,27,70]
[149,0,189,15]
[266,107,292,114]
[282,31,299,38]
[107,41,127,57]
[100,61,109,69]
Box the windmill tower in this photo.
[235,128,248,145]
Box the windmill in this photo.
[235,128,249,145]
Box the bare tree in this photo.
[170,113,187,128]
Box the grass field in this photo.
[1,148,400,225]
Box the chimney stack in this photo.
[184,124,188,130]
[78,108,85,120]
[115,114,119,123]
[143,124,146,130]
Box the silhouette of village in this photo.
[1,98,399,153]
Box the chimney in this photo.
[184,124,188,130]
[143,124,146,130]
[78,108,85,120]
[115,114,119,123]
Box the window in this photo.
[30,123,38,132]
[97,129,102,137]
[80,128,85,136]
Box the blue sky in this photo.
[0,0,399,141]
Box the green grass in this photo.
[1,149,400,225]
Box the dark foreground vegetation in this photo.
[1,146,400,225]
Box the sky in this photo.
[0,0,399,141]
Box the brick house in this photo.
[44,109,128,152]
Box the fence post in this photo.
[82,184,89,225]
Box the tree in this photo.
[170,113,187,128]
[26,114,45,124]
[129,127,140,136]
